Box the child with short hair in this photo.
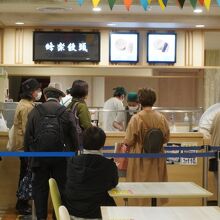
[64,127,118,219]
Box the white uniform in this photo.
[103,97,125,131]
[199,103,220,138]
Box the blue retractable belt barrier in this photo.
[103,152,216,158]
[209,146,220,151]
[0,152,75,157]
[103,146,204,151]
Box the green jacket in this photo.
[67,98,92,130]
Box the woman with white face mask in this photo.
[125,92,141,127]
[12,78,41,215]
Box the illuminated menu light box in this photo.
[147,33,177,64]
[109,32,139,63]
[33,31,100,62]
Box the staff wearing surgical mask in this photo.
[125,92,141,126]
[103,87,127,132]
[12,78,41,215]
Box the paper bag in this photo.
[114,143,128,171]
[6,125,15,151]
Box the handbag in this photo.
[16,167,33,200]
[114,143,128,171]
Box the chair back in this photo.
[49,178,62,220]
[59,205,70,220]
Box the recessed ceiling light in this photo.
[15,22,24,25]
[194,8,203,13]
[92,7,102,12]
[37,7,72,12]
[107,23,116,26]
[195,24,205,28]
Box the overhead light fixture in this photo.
[107,23,116,26]
[15,22,24,25]
[37,7,72,12]
[193,8,203,13]
[195,24,205,28]
[92,7,102,12]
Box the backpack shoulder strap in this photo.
[56,105,67,117]
[71,102,80,112]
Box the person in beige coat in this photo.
[13,78,41,215]
[123,88,170,206]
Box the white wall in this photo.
[205,32,220,50]
[0,68,8,102]
[50,75,105,107]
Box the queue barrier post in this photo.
[218,151,220,207]
[202,145,209,206]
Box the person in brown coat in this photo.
[13,78,41,215]
[124,88,170,206]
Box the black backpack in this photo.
[33,104,66,152]
[143,128,164,153]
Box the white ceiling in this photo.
[0,0,220,29]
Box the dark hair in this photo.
[138,88,156,107]
[113,87,127,97]
[83,127,106,150]
[66,88,71,95]
[44,91,60,99]
[20,92,33,101]
[70,80,88,98]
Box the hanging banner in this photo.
[108,0,116,9]
[148,0,152,4]
[217,0,220,6]
[204,0,211,9]
[77,0,84,6]
[124,0,132,10]
[199,0,204,5]
[140,0,148,10]
[158,0,165,10]
[92,0,101,8]
[162,0,168,6]
[177,0,185,8]
[189,0,197,8]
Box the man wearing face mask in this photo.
[24,84,77,220]
[103,87,127,131]
[125,92,141,126]
[13,78,41,215]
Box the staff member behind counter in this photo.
[103,87,126,131]
[125,92,141,126]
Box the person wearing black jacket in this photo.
[24,85,77,220]
[64,127,118,219]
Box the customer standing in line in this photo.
[199,102,220,139]
[123,88,170,206]
[103,87,127,131]
[24,85,77,220]
[67,80,92,148]
[13,78,41,215]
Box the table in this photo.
[108,182,213,206]
[101,206,220,220]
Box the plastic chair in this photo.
[49,178,62,220]
[59,205,71,220]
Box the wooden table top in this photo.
[101,206,220,220]
[108,182,213,198]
